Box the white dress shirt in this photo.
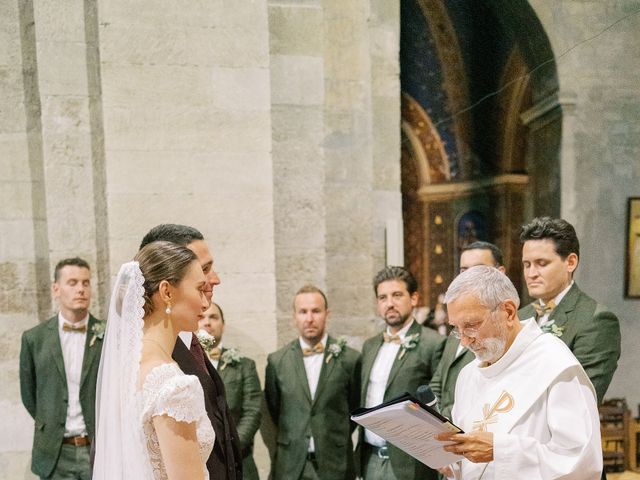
[300,334,328,452]
[178,331,192,349]
[537,281,573,327]
[364,320,414,446]
[58,313,89,437]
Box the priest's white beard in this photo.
[468,319,507,364]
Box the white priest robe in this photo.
[450,319,602,480]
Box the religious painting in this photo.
[456,210,488,252]
[626,198,640,298]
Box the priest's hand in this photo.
[436,431,494,464]
[437,465,455,479]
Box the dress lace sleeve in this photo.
[142,363,206,424]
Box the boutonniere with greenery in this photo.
[325,336,348,364]
[89,320,106,347]
[196,330,216,351]
[541,320,565,338]
[399,333,420,359]
[220,348,242,371]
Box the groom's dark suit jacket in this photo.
[173,338,242,480]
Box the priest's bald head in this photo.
[444,266,522,366]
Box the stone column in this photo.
[269,0,327,344]
[0,0,45,476]
[31,0,107,311]
[370,0,402,286]
[322,0,374,336]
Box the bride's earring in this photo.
[165,303,172,315]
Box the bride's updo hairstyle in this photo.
[134,240,198,316]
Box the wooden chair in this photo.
[599,398,630,472]
[628,404,640,472]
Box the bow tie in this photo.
[302,343,324,356]
[533,300,556,318]
[383,332,402,344]
[208,347,222,360]
[62,322,86,333]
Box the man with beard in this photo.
[359,266,445,480]
[430,241,505,420]
[436,265,602,479]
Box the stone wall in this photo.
[529,0,640,407]
[0,0,400,477]
[269,0,402,349]
[2,0,639,478]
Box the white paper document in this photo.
[351,397,464,469]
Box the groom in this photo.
[140,224,242,480]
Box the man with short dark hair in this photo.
[430,241,505,420]
[265,285,361,480]
[519,217,621,404]
[198,302,262,480]
[359,266,445,480]
[20,258,103,479]
[459,241,504,273]
[140,224,242,480]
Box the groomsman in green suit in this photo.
[198,302,262,480]
[20,258,104,479]
[360,266,445,480]
[430,241,505,420]
[519,217,621,404]
[265,285,361,480]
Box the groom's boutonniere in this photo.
[89,320,106,347]
[399,333,420,359]
[541,320,565,338]
[325,336,348,364]
[220,348,242,371]
[196,330,216,351]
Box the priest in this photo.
[436,265,602,479]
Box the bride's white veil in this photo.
[93,261,153,479]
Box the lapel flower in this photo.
[196,329,216,351]
[398,333,420,359]
[325,336,348,364]
[220,348,242,371]
[89,320,106,347]
[540,320,565,337]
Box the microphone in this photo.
[416,384,439,412]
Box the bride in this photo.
[93,241,214,479]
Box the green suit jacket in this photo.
[359,321,445,480]
[429,335,474,420]
[218,348,262,480]
[265,336,361,480]
[19,314,103,477]
[518,283,621,404]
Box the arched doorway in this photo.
[400,0,560,307]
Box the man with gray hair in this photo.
[430,241,506,420]
[436,266,602,479]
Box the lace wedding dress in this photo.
[142,363,214,480]
[93,261,214,479]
